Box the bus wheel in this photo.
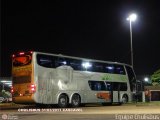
[71,94,81,107]
[122,95,128,104]
[58,94,68,108]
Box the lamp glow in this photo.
[127,13,137,22]
[82,62,92,69]
[144,77,149,82]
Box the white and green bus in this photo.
[12,51,137,107]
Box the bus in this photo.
[11,51,137,107]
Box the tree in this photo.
[151,69,160,86]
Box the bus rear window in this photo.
[13,55,32,67]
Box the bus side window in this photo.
[96,83,101,90]
[120,83,127,91]
[105,64,115,74]
[115,65,126,75]
[70,59,82,70]
[88,81,94,90]
[55,57,69,67]
[106,82,111,91]
[92,62,104,72]
[112,82,119,91]
[37,54,56,68]
[88,81,106,91]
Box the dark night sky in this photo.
[1,0,160,77]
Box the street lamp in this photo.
[144,77,151,86]
[144,77,149,82]
[127,13,137,67]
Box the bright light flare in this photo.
[107,66,114,70]
[127,13,137,22]
[144,77,149,82]
[82,62,92,69]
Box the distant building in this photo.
[145,86,160,101]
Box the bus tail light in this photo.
[30,84,36,93]
[11,86,14,94]
[30,51,33,54]
[12,54,15,58]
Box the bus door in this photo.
[112,82,120,102]
[106,82,120,103]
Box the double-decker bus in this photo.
[11,51,137,107]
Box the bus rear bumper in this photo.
[13,95,35,104]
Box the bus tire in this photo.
[71,94,81,107]
[58,94,69,108]
[122,95,128,104]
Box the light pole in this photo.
[127,13,137,67]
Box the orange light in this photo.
[20,93,23,96]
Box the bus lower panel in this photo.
[13,96,35,104]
